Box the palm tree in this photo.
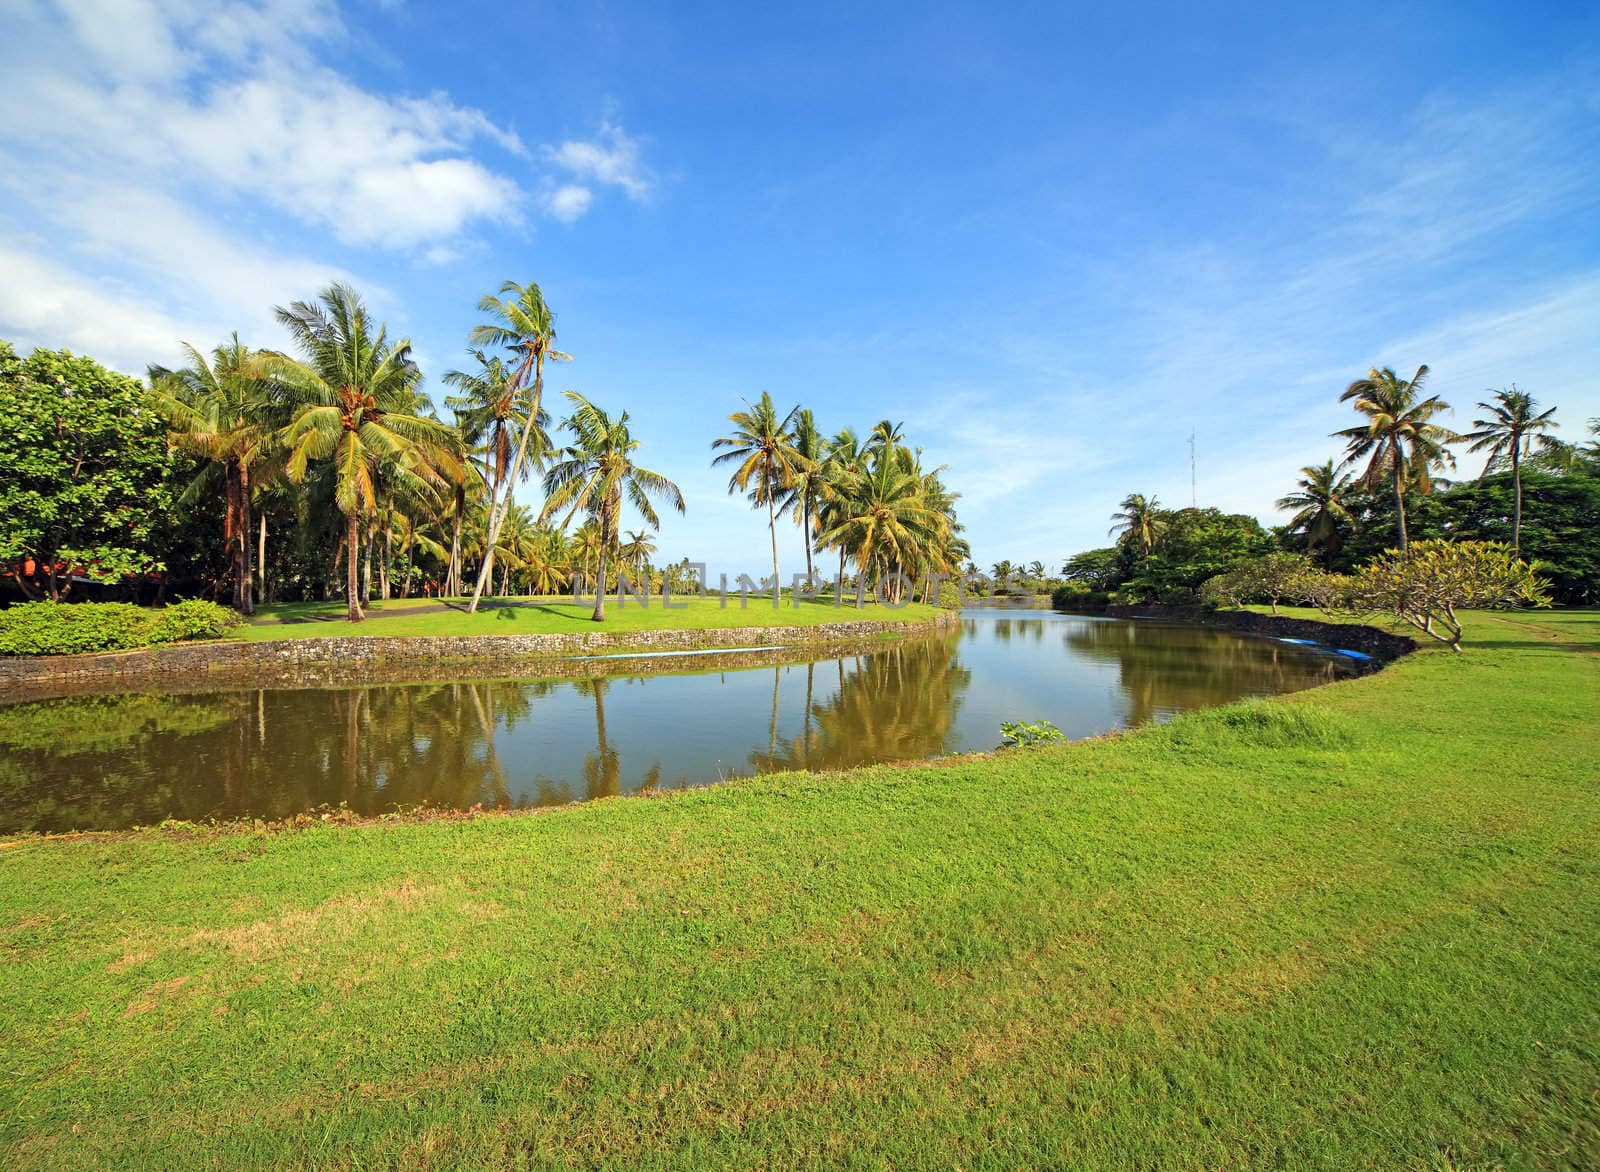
[815,445,940,607]
[149,333,277,614]
[541,392,685,622]
[1335,365,1460,555]
[465,280,570,613]
[712,392,808,590]
[1109,493,1163,555]
[785,408,827,584]
[819,427,867,588]
[1462,387,1559,554]
[620,529,656,580]
[270,282,460,622]
[1275,460,1356,567]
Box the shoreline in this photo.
[0,610,959,703]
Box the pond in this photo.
[0,611,1362,833]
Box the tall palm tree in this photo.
[1275,460,1356,567]
[712,392,808,589]
[270,282,460,622]
[1108,493,1163,555]
[1462,387,1559,554]
[784,408,827,584]
[541,392,685,622]
[819,427,867,588]
[1334,365,1459,555]
[149,333,277,614]
[466,280,570,613]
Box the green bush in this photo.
[0,600,240,656]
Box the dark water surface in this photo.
[0,611,1360,832]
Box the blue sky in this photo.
[2,0,1597,575]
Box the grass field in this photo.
[239,594,939,641]
[2,609,1597,1167]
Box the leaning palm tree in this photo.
[1334,365,1459,555]
[465,279,571,612]
[1462,387,1559,554]
[149,333,277,614]
[1108,493,1163,556]
[269,283,461,622]
[541,392,685,622]
[1275,460,1356,567]
[712,392,808,588]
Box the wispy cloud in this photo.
[540,120,654,220]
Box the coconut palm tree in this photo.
[269,282,461,622]
[712,392,808,589]
[541,392,685,622]
[815,445,940,607]
[1334,365,1460,555]
[1462,387,1559,554]
[1275,460,1356,567]
[620,529,656,580]
[784,408,828,584]
[819,427,867,588]
[466,279,570,612]
[1108,493,1163,555]
[149,333,278,614]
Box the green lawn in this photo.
[239,594,939,640]
[2,610,1597,1167]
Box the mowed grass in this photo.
[2,610,1598,1167]
[239,594,938,641]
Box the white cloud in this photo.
[0,1,526,247]
[544,185,595,223]
[545,121,653,202]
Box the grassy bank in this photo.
[2,610,1597,1166]
[240,594,938,641]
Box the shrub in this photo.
[152,599,243,643]
[0,600,240,656]
[1201,553,1321,614]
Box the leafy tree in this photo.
[465,280,570,613]
[1120,508,1274,602]
[1061,548,1121,591]
[1275,460,1355,568]
[1109,492,1164,555]
[1462,387,1559,554]
[1346,539,1549,651]
[270,283,461,622]
[1334,365,1459,555]
[1201,552,1317,614]
[712,392,808,589]
[541,392,684,622]
[0,342,177,600]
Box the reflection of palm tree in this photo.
[577,677,622,799]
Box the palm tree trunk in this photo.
[237,464,254,615]
[591,509,610,622]
[470,355,544,613]
[802,493,814,583]
[223,468,240,611]
[345,510,363,622]
[258,513,268,603]
[380,509,393,601]
[1511,442,1523,555]
[1392,458,1410,556]
[768,495,780,594]
[446,485,464,596]
[361,517,374,606]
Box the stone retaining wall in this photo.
[0,611,959,703]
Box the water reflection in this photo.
[0,614,1356,832]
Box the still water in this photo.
[0,611,1360,832]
